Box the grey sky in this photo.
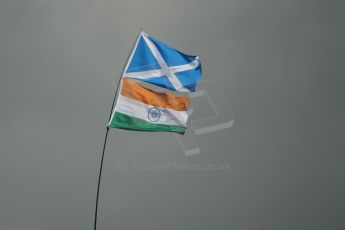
[1,1,345,230]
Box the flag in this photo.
[123,31,202,92]
[108,78,190,135]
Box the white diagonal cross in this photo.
[124,32,200,92]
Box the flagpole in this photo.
[93,28,143,230]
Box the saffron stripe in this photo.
[120,78,190,111]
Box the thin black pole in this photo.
[93,28,143,230]
[93,91,117,230]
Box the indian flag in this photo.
[108,78,190,135]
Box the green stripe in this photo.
[109,112,186,135]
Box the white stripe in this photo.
[124,59,200,79]
[141,33,190,92]
[115,95,188,127]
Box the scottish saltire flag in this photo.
[108,31,201,134]
[108,78,190,134]
[123,31,202,92]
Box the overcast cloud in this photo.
[1,1,345,230]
